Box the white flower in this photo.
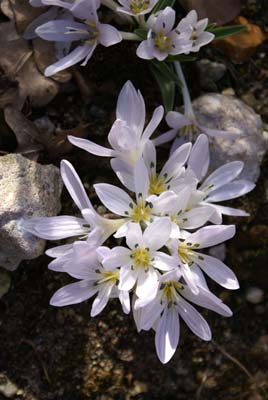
[187,134,255,223]
[22,160,124,242]
[49,235,130,316]
[98,218,175,300]
[176,10,214,53]
[134,271,232,363]
[68,81,164,170]
[169,225,239,294]
[117,0,158,16]
[137,7,191,61]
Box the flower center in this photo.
[85,21,99,44]
[178,242,200,265]
[153,30,171,52]
[149,174,166,195]
[98,270,119,285]
[161,281,183,303]
[131,247,150,268]
[131,203,152,223]
[130,0,150,13]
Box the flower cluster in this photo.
[25,0,215,75]
[23,81,255,363]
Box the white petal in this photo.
[176,296,211,341]
[119,263,137,291]
[97,246,130,269]
[152,252,177,271]
[118,290,131,314]
[188,134,209,181]
[142,106,164,141]
[136,39,154,60]
[188,225,236,248]
[166,111,190,129]
[60,160,93,211]
[180,263,199,295]
[136,268,158,299]
[161,142,192,179]
[126,223,144,249]
[155,307,180,364]
[50,280,97,306]
[193,253,239,290]
[200,161,244,192]
[68,136,115,157]
[210,204,249,217]
[28,216,86,240]
[111,158,135,191]
[181,206,214,229]
[44,45,91,76]
[155,7,175,34]
[143,218,171,251]
[153,129,177,146]
[134,157,150,200]
[46,244,73,258]
[94,183,133,216]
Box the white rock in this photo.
[192,94,267,182]
[0,154,63,270]
[246,287,264,304]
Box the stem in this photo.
[137,14,147,29]
[174,61,195,120]
[100,0,134,25]
[120,31,141,41]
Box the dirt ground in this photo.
[1,1,268,399]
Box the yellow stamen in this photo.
[149,174,166,195]
[130,0,150,14]
[162,281,183,302]
[131,247,150,268]
[98,270,118,284]
[154,30,171,51]
[131,203,151,223]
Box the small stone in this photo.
[0,154,63,270]
[0,374,18,398]
[196,59,226,90]
[192,94,267,182]
[246,287,264,304]
[0,268,11,298]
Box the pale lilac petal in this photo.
[108,119,137,151]
[116,81,145,137]
[142,106,164,141]
[161,142,192,178]
[60,160,93,211]
[24,8,58,40]
[118,290,130,314]
[155,7,175,34]
[188,134,209,181]
[152,252,177,271]
[207,180,255,202]
[98,23,122,46]
[200,125,238,139]
[193,253,239,290]
[50,280,97,306]
[111,158,135,191]
[70,0,100,20]
[143,140,157,171]
[181,206,214,229]
[143,218,171,251]
[153,129,177,146]
[46,243,73,258]
[188,225,236,248]
[180,263,199,295]
[200,161,244,192]
[210,204,249,217]
[45,45,91,76]
[94,183,133,216]
[36,20,89,42]
[97,246,130,268]
[68,136,115,157]
[136,39,155,60]
[25,216,86,240]
[166,111,190,130]
[155,307,180,364]
[176,296,211,341]
[91,283,113,317]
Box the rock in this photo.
[193,94,267,182]
[0,154,63,270]
[196,59,226,91]
[0,374,18,398]
[246,287,264,304]
[0,269,11,298]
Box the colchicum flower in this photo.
[117,0,158,16]
[176,10,214,53]
[137,7,191,61]
[35,0,122,76]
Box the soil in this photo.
[1,1,268,399]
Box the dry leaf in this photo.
[178,0,242,25]
[214,17,265,63]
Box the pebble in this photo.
[0,374,18,398]
[246,287,264,304]
[0,154,63,270]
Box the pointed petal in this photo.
[155,307,180,364]
[207,180,255,202]
[91,283,113,316]
[98,23,122,46]
[94,183,133,216]
[143,218,171,251]
[126,223,144,249]
[142,106,164,141]
[50,280,97,306]
[188,134,209,181]
[44,45,91,76]
[68,136,115,157]
[200,161,244,192]
[118,290,131,314]
[188,225,236,248]
[136,269,158,299]
[134,157,150,200]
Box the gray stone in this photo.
[0,374,18,398]
[246,287,264,304]
[0,154,63,270]
[196,59,226,90]
[192,94,267,182]
[0,268,11,298]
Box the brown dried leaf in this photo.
[4,106,45,156]
[178,0,242,25]
[2,0,45,34]
[213,17,265,63]
[47,124,90,159]
[33,38,72,83]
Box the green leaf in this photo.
[148,61,180,112]
[208,24,247,41]
[134,28,147,39]
[152,0,175,13]
[166,54,196,62]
